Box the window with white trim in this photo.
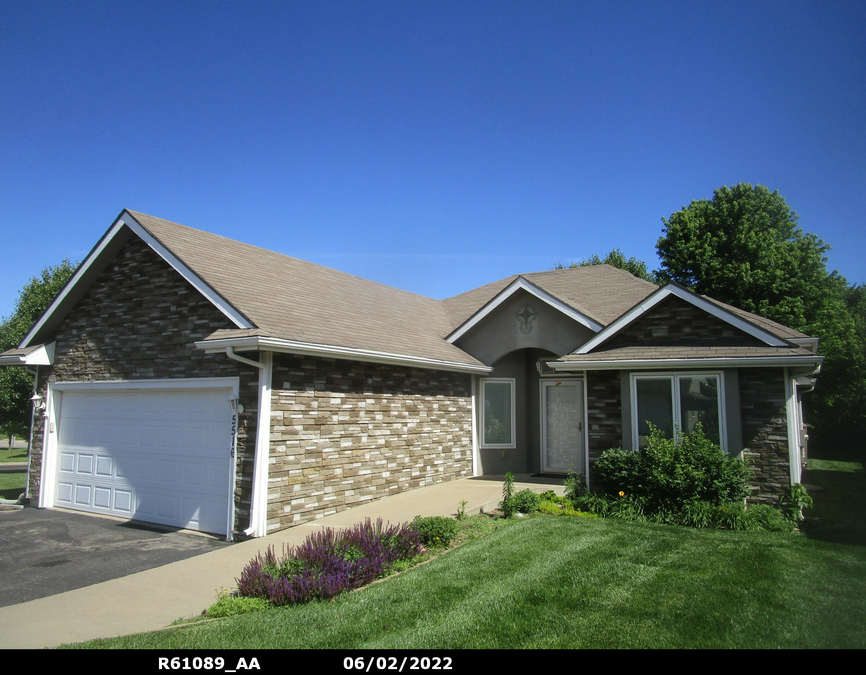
[631,373,725,451]
[481,378,516,447]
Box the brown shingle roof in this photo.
[10,210,806,371]
[129,211,483,367]
[441,265,657,331]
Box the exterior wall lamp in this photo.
[227,395,244,415]
[31,393,45,412]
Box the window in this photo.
[481,378,515,447]
[631,373,725,450]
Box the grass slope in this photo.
[74,517,866,649]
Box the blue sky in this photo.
[1,1,864,320]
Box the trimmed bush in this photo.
[412,515,460,548]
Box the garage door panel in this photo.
[54,386,233,535]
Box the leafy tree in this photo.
[558,248,657,283]
[0,259,77,440]
[656,184,864,431]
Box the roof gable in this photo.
[21,210,253,349]
[575,284,791,355]
[446,276,605,343]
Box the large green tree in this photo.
[656,184,864,432]
[0,259,77,439]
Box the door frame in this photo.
[539,378,588,475]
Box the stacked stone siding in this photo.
[603,296,764,348]
[585,370,623,483]
[267,354,473,530]
[739,368,790,504]
[28,236,258,531]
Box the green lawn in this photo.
[0,470,26,500]
[803,458,866,546]
[72,516,866,649]
[0,444,27,463]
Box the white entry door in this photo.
[541,379,584,474]
[52,384,235,535]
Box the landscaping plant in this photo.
[412,515,460,549]
[236,518,422,606]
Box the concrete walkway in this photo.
[0,475,563,649]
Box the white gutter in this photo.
[196,336,492,374]
[0,343,55,367]
[548,356,824,371]
[224,347,271,538]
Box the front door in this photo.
[541,379,584,474]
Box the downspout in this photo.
[225,347,272,537]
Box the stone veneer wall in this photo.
[739,368,790,504]
[28,236,259,532]
[267,354,474,531]
[603,296,764,348]
[585,370,623,487]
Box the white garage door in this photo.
[53,385,234,535]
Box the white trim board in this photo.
[548,356,824,371]
[196,336,492,374]
[447,277,604,343]
[574,285,789,355]
[20,211,252,349]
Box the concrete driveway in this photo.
[0,506,232,607]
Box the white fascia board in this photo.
[119,212,253,329]
[447,277,604,343]
[0,345,55,366]
[51,377,240,392]
[548,356,824,371]
[21,219,128,348]
[195,336,493,374]
[20,212,252,349]
[1,343,57,366]
[574,285,789,355]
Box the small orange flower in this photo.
[618,491,625,497]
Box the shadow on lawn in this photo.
[801,431,866,547]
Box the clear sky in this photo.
[1,1,864,320]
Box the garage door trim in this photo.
[40,377,240,540]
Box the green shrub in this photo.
[206,595,272,618]
[512,489,541,514]
[745,503,795,532]
[594,424,751,511]
[412,515,460,548]
[780,483,813,525]
[563,471,588,501]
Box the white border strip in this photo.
[196,336,492,374]
[548,356,823,371]
[119,213,252,329]
[39,377,240,540]
[575,285,789,354]
[447,277,604,343]
[21,212,252,349]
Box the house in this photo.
[0,210,823,539]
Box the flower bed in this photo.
[237,518,423,606]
